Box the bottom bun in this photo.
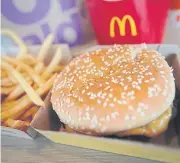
[65,107,172,137]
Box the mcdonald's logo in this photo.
[110,15,138,37]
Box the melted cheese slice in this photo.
[117,108,172,137]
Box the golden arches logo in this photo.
[110,15,138,37]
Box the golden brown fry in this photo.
[21,106,38,121]
[41,47,62,79]
[1,61,44,106]
[5,79,33,101]
[6,70,18,84]
[1,86,16,95]
[18,54,37,66]
[25,119,32,124]
[44,47,62,73]
[0,30,65,132]
[1,100,18,111]
[37,34,54,61]
[3,56,45,86]
[33,34,54,76]
[3,118,30,131]
[1,29,28,57]
[34,62,45,74]
[16,65,23,72]
[32,83,39,90]
[1,69,8,78]
[1,77,16,87]
[1,74,57,121]
[52,65,65,73]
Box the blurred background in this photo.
[1,0,180,48]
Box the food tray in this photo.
[31,44,180,162]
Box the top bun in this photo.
[51,44,175,135]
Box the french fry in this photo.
[5,79,33,101]
[2,100,18,111]
[25,119,32,124]
[6,70,18,84]
[33,34,54,75]
[34,62,45,74]
[52,65,65,73]
[1,61,44,106]
[1,29,28,57]
[37,34,54,61]
[1,69,8,78]
[1,86,16,95]
[21,106,38,121]
[3,118,30,131]
[18,54,37,66]
[1,77,16,87]
[42,47,62,79]
[1,74,57,121]
[3,56,45,86]
[1,30,66,132]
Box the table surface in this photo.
[2,133,161,163]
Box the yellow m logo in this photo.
[110,15,138,37]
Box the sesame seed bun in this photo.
[51,44,175,136]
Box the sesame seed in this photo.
[97,99,101,104]
[128,106,134,111]
[109,103,115,107]
[117,100,122,105]
[91,107,95,111]
[136,86,141,90]
[130,96,135,100]
[109,88,113,92]
[91,115,98,124]
[132,116,136,120]
[160,71,165,74]
[152,128,157,133]
[113,98,117,102]
[122,100,127,104]
[144,80,149,83]
[109,94,113,98]
[137,108,142,112]
[100,126,108,132]
[125,115,130,120]
[106,115,110,121]
[104,86,111,90]
[100,117,105,121]
[124,86,128,91]
[112,112,119,118]
[150,78,155,81]
[103,102,107,107]
[122,70,126,74]
[140,112,145,116]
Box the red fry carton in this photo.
[86,0,170,44]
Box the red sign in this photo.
[86,0,170,45]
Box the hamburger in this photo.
[51,44,175,138]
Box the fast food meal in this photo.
[51,44,177,138]
[1,29,65,131]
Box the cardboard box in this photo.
[1,44,72,139]
[30,44,180,163]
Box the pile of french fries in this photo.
[1,29,65,131]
